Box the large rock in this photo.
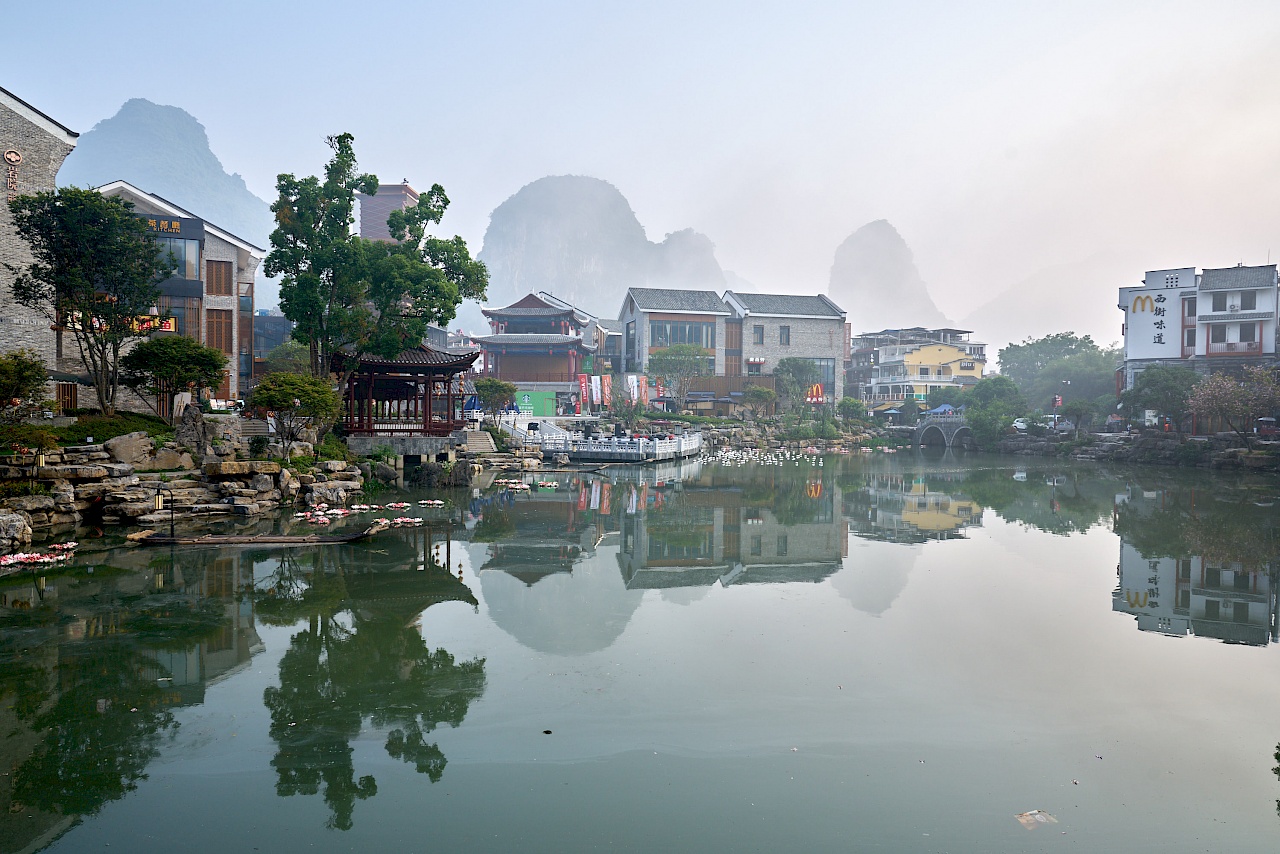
[374,462,398,483]
[0,510,32,548]
[105,431,152,465]
[39,465,108,480]
[137,447,196,471]
[2,495,54,512]
[203,461,251,477]
[176,406,209,453]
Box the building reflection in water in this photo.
[1112,485,1280,646]
[0,547,263,853]
[843,471,983,543]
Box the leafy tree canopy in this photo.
[647,344,709,409]
[1119,365,1199,431]
[264,339,311,375]
[0,349,49,423]
[6,187,175,415]
[774,358,821,411]
[743,385,777,419]
[963,375,1027,447]
[837,396,867,421]
[121,335,228,423]
[1189,366,1280,448]
[473,377,517,414]
[266,134,487,386]
[248,372,341,458]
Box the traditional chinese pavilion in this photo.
[473,293,598,383]
[341,344,478,437]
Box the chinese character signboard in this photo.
[1121,268,1194,360]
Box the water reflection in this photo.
[0,549,260,853]
[1113,482,1280,645]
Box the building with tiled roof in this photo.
[618,287,732,376]
[723,291,848,402]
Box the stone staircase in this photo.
[464,430,498,454]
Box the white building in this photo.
[1118,264,1278,388]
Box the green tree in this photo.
[1061,398,1095,437]
[265,134,487,393]
[1119,365,1199,432]
[0,348,49,422]
[646,344,710,411]
[248,372,341,459]
[473,377,517,416]
[837,396,867,421]
[998,332,1100,392]
[925,386,966,409]
[774,358,820,412]
[264,339,311,374]
[743,385,777,420]
[6,188,176,415]
[121,335,228,423]
[1189,366,1280,448]
[963,375,1027,447]
[610,384,647,429]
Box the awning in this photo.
[47,370,93,386]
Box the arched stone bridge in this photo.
[913,414,972,450]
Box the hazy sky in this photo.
[6,0,1280,344]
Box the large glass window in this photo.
[650,320,715,350]
[1210,324,1227,343]
[1185,298,1196,317]
[1241,290,1257,310]
[158,294,202,338]
[752,325,764,345]
[809,358,836,390]
[779,325,790,346]
[1212,293,1227,312]
[1239,323,1256,343]
[154,237,200,280]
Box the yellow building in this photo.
[869,342,984,401]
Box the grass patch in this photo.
[54,412,174,446]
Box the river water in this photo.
[2,451,1280,853]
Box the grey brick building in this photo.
[723,291,847,402]
[0,87,78,392]
[97,181,266,406]
[618,287,732,375]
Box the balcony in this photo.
[1207,341,1261,357]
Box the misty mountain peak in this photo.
[478,175,725,317]
[829,220,949,331]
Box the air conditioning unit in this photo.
[1227,342,1238,352]
[1229,305,1239,312]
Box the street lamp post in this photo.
[152,485,176,539]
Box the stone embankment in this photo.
[0,419,365,551]
[997,431,1280,471]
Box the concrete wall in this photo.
[740,314,846,400]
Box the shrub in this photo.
[815,422,840,441]
[0,424,58,451]
[317,434,351,462]
[0,479,50,498]
[54,412,173,445]
[249,435,270,459]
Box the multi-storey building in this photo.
[97,181,265,407]
[722,291,847,402]
[0,87,78,402]
[618,287,732,375]
[1118,264,1279,389]
[849,328,987,403]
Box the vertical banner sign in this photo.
[601,483,612,515]
[639,375,649,404]
[590,480,601,510]
[627,374,639,401]
[578,484,589,511]
[590,375,601,405]
[601,373,612,408]
[656,379,665,398]
[577,373,588,414]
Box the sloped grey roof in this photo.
[627,287,730,314]
[472,333,595,351]
[481,306,576,317]
[1199,265,1277,291]
[727,291,845,318]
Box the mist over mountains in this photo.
[827,220,950,331]
[477,176,726,319]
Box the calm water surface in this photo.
[3,452,1280,853]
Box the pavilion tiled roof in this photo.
[353,344,478,370]
[472,333,596,351]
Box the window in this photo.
[1241,290,1257,310]
[1212,293,1227,312]
[1210,324,1227,344]
[1185,298,1196,317]
[1234,602,1250,623]
[1205,567,1221,588]
[753,325,764,345]
[1239,323,1256,343]
[750,535,762,556]
[1234,572,1251,591]
[626,321,636,359]
[777,534,788,556]
[154,236,201,280]
[1179,559,1191,580]
[919,367,930,377]
[747,363,762,376]
[207,308,234,354]
[1179,589,1190,609]
[779,325,790,346]
[207,259,233,296]
[1205,600,1220,620]
[158,294,202,338]
[649,320,715,349]
[1184,328,1196,347]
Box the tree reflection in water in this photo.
[258,542,485,830]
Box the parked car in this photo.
[1012,418,1029,433]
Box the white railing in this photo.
[536,431,703,459]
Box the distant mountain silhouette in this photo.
[58,99,274,252]
[478,176,725,319]
[828,220,949,331]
